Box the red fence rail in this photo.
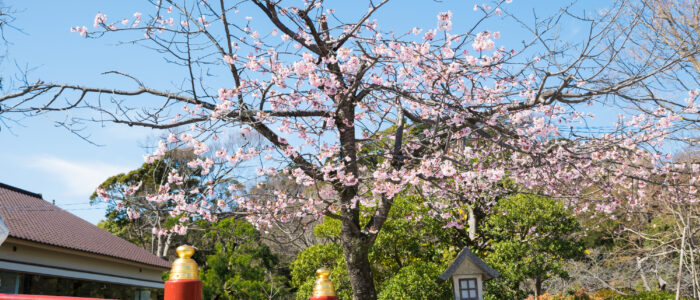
[0,295,111,300]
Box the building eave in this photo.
[5,237,170,271]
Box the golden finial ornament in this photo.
[312,268,337,297]
[169,245,199,280]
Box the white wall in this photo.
[0,238,165,289]
[451,274,483,300]
[451,259,485,300]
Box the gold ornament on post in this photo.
[312,268,337,297]
[169,245,199,280]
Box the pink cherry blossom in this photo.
[93,12,107,28]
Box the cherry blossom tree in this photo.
[92,148,224,258]
[604,3,699,297]
[0,1,698,298]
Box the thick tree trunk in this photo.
[333,91,379,299]
[535,277,543,298]
[340,219,377,300]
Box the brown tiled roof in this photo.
[0,182,170,269]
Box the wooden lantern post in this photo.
[164,245,202,300]
[310,268,338,300]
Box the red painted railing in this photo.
[0,295,111,300]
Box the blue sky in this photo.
[0,0,609,224]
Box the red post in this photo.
[164,280,202,300]
[164,245,202,300]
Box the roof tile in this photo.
[0,183,170,269]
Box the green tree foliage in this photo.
[200,218,291,299]
[290,243,351,300]
[378,261,450,300]
[290,195,455,300]
[483,194,584,299]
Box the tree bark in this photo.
[162,233,173,258]
[676,226,686,300]
[334,87,379,299]
[340,218,377,300]
[155,232,162,257]
[468,207,477,241]
[637,256,651,291]
[535,277,543,298]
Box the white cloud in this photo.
[28,156,131,196]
